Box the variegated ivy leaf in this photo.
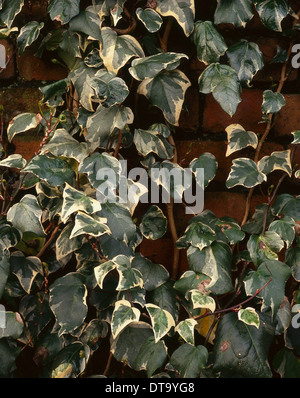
[156,0,195,37]
[129,52,188,81]
[262,90,286,114]
[244,260,291,319]
[226,158,267,189]
[41,128,90,163]
[69,6,102,41]
[145,303,175,343]
[198,63,241,117]
[247,231,285,266]
[227,40,264,87]
[176,221,216,251]
[214,0,254,28]
[0,154,27,169]
[50,342,90,378]
[253,0,290,32]
[17,21,44,55]
[61,183,102,224]
[175,318,198,346]
[257,149,292,177]
[7,194,45,237]
[215,217,246,245]
[193,20,227,65]
[10,251,43,294]
[47,0,81,25]
[100,27,145,74]
[0,311,24,339]
[296,170,300,179]
[70,211,110,239]
[138,69,191,126]
[268,216,295,248]
[94,255,143,291]
[189,289,216,313]
[169,344,208,378]
[139,205,167,240]
[272,194,300,221]
[7,113,43,142]
[238,307,260,329]
[85,104,134,151]
[111,300,140,339]
[133,127,174,159]
[136,7,163,33]
[56,223,85,261]
[225,124,258,157]
[189,152,218,189]
[131,253,169,291]
[0,0,24,29]
[292,131,300,144]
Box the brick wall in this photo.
[0,2,299,276]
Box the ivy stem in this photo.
[36,224,61,258]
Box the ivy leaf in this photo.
[56,223,85,262]
[0,311,24,339]
[0,250,10,300]
[257,149,292,177]
[138,69,191,126]
[129,52,188,81]
[189,289,216,313]
[69,6,102,41]
[227,40,264,86]
[70,212,110,239]
[134,336,168,377]
[272,194,300,221]
[0,222,21,250]
[17,21,44,55]
[139,205,167,240]
[100,27,145,74]
[50,342,90,378]
[0,154,27,169]
[292,131,300,144]
[214,0,254,28]
[247,231,284,265]
[213,312,274,378]
[215,217,246,245]
[268,216,295,249]
[7,194,45,237]
[111,300,140,339]
[262,90,286,114]
[176,221,216,251]
[225,124,258,157]
[131,253,169,291]
[41,128,90,163]
[23,155,76,187]
[136,7,163,33]
[285,247,300,282]
[0,0,24,29]
[198,63,241,117]
[189,152,218,189]
[238,307,260,329]
[61,183,102,224]
[47,0,81,25]
[193,20,228,65]
[187,241,233,295]
[244,260,291,319]
[169,344,208,377]
[49,273,88,336]
[145,303,175,343]
[226,158,267,189]
[174,270,211,297]
[175,318,198,345]
[110,0,126,26]
[253,0,290,31]
[7,113,43,142]
[10,252,43,294]
[273,348,300,378]
[156,0,195,37]
[133,127,174,159]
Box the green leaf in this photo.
[138,69,191,126]
[69,6,102,41]
[7,194,45,237]
[23,155,75,187]
[227,40,264,86]
[139,205,167,240]
[49,273,87,336]
[169,344,208,377]
[0,222,21,250]
[134,127,174,159]
[0,154,27,169]
[285,247,300,282]
[0,339,19,377]
[134,336,168,377]
[10,251,43,294]
[189,289,216,313]
[242,203,275,235]
[272,194,300,221]
[40,79,70,105]
[187,241,233,295]
[213,312,274,378]
[48,0,81,25]
[136,7,163,33]
[247,231,284,265]
[145,303,175,343]
[214,0,254,28]
[253,0,290,31]
[226,158,267,189]
[56,223,85,261]
[189,152,218,188]
[100,27,145,74]
[70,212,110,239]
[150,281,179,322]
[0,0,24,29]
[243,260,291,319]
[80,319,109,352]
[193,20,227,65]
[0,249,10,300]
[238,307,260,329]
[131,253,169,291]
[175,318,198,345]
[292,131,300,144]
[17,21,44,55]
[50,342,90,378]
[111,300,140,339]
[61,183,102,224]
[174,270,211,297]
[268,216,295,248]
[225,124,258,156]
[0,311,24,339]
[215,217,246,244]
[129,52,188,81]
[41,129,89,163]
[257,149,292,177]
[262,90,286,114]
[198,63,241,117]
[176,221,216,250]
[273,348,300,378]
[156,0,195,36]
[7,113,43,142]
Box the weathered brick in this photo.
[0,39,15,80]
[12,132,43,161]
[274,94,300,137]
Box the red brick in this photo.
[202,89,265,134]
[274,94,300,137]
[0,39,15,79]
[12,133,43,161]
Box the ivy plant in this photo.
[0,0,300,378]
